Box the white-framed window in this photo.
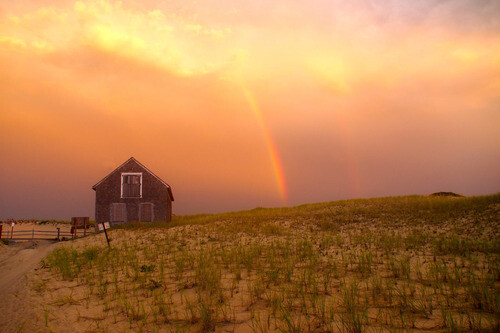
[121,172,142,198]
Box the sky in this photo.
[1,0,499,219]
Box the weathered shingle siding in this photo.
[94,159,172,231]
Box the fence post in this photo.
[10,224,13,239]
[57,228,60,241]
[32,228,34,240]
[0,225,2,239]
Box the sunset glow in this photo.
[1,0,499,218]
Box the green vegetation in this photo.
[37,194,500,332]
[120,193,500,233]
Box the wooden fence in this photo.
[0,225,81,241]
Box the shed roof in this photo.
[92,157,174,201]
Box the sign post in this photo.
[10,222,15,239]
[98,222,111,247]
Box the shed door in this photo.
[111,203,126,222]
[140,203,153,222]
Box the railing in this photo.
[0,225,89,241]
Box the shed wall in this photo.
[94,159,172,231]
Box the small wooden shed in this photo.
[92,157,174,231]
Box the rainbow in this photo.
[241,86,288,204]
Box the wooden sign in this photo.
[71,217,89,237]
[71,217,89,229]
[98,222,110,231]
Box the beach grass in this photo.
[33,193,500,332]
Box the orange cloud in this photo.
[0,0,499,218]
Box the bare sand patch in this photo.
[0,240,59,332]
[0,222,94,333]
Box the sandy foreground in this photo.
[0,196,498,333]
[0,223,92,332]
[0,240,57,332]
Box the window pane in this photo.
[122,183,129,196]
[132,184,140,196]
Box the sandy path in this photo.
[0,241,56,294]
[0,240,57,332]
